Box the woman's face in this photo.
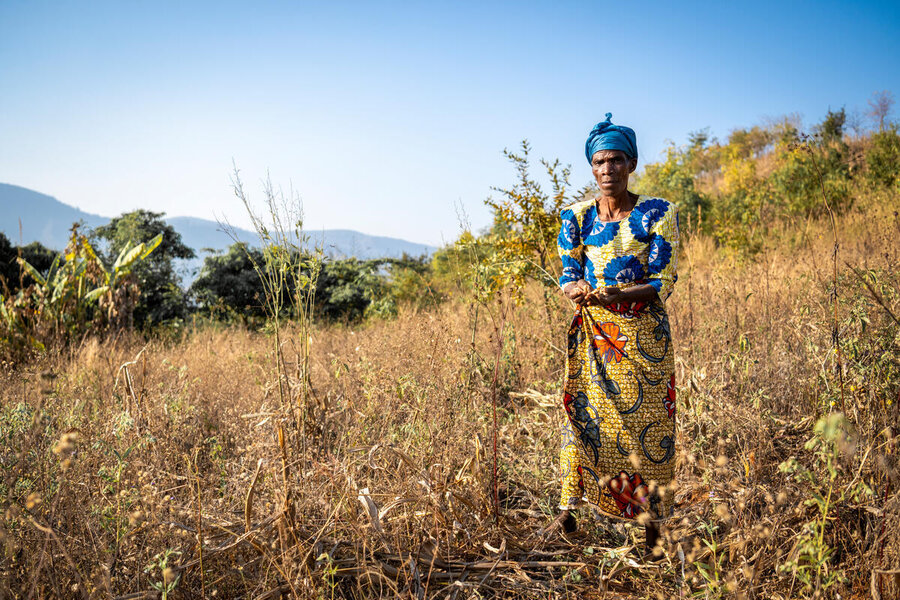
[591,150,638,196]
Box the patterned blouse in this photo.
[557,196,679,301]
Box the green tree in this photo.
[814,107,846,142]
[0,233,16,290]
[315,258,385,321]
[191,243,268,319]
[726,125,773,158]
[0,235,58,292]
[94,210,195,326]
[192,244,406,323]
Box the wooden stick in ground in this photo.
[245,458,263,534]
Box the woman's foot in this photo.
[643,522,664,561]
[645,522,659,550]
[542,509,577,537]
[562,511,577,533]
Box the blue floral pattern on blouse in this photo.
[557,196,679,301]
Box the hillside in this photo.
[0,183,108,246]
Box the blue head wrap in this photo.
[584,113,638,164]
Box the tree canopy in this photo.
[94,210,195,325]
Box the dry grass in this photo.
[2,194,899,599]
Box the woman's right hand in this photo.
[563,280,594,305]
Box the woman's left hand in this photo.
[588,284,659,306]
[587,286,622,306]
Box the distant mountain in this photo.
[164,216,436,261]
[0,183,437,280]
[0,183,108,246]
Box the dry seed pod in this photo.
[714,504,731,522]
[25,493,41,510]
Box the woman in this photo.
[553,114,678,553]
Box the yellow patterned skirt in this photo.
[559,300,676,520]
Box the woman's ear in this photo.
[629,158,638,173]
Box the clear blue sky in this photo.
[2,0,898,246]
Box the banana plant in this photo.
[0,228,164,357]
[86,232,163,328]
[83,233,163,302]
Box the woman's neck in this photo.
[597,190,637,220]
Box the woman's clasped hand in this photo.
[562,280,624,306]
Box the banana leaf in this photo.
[83,286,109,303]
[140,233,163,260]
[16,258,47,287]
[113,241,135,271]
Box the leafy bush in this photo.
[483,141,574,294]
[633,134,712,222]
[768,138,853,217]
[191,243,268,319]
[313,258,384,321]
[377,255,436,313]
[865,125,900,189]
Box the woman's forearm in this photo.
[604,283,659,304]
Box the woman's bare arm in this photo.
[589,283,658,306]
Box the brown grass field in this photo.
[2,191,899,598]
